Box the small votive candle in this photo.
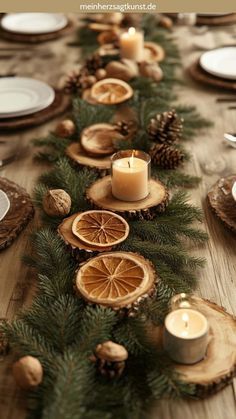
[111,150,151,202]
[119,27,144,61]
[163,308,209,364]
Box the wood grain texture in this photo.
[0,177,34,250]
[86,176,169,220]
[0,16,236,419]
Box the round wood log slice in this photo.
[0,19,75,43]
[207,175,236,232]
[58,212,113,262]
[176,298,236,397]
[75,251,157,309]
[196,13,236,26]
[66,142,111,176]
[0,177,34,250]
[150,297,236,397]
[188,60,236,92]
[86,176,169,220]
[0,91,71,132]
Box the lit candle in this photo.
[119,27,144,61]
[163,308,209,364]
[111,150,150,202]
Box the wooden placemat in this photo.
[0,91,71,132]
[0,177,34,250]
[196,13,236,26]
[188,60,236,92]
[208,175,236,233]
[0,19,75,43]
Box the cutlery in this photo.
[224,133,236,148]
[216,97,236,103]
[228,106,236,110]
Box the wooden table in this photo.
[0,18,236,419]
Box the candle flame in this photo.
[182,313,189,328]
[128,150,135,168]
[128,27,136,35]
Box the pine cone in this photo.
[64,69,96,94]
[147,110,183,145]
[114,120,132,137]
[150,144,184,169]
[85,53,103,74]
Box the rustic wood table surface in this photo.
[0,16,236,419]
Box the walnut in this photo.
[95,341,128,362]
[43,189,71,217]
[95,68,107,80]
[106,59,139,82]
[55,119,76,138]
[139,62,163,82]
[12,356,43,389]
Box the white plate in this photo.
[232,182,236,201]
[1,13,68,35]
[0,77,55,118]
[200,47,236,80]
[0,189,10,221]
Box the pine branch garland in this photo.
[2,14,213,419]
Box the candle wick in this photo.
[128,161,130,168]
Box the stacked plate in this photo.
[0,77,55,119]
[199,46,236,81]
[1,13,68,36]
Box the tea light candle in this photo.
[119,27,144,61]
[163,308,209,364]
[111,150,150,202]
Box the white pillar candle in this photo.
[163,308,209,364]
[111,151,149,202]
[119,27,144,62]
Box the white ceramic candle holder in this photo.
[163,308,209,365]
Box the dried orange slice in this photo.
[143,42,165,63]
[72,210,129,248]
[75,251,156,308]
[80,123,123,157]
[90,78,133,105]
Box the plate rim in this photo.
[0,189,10,222]
[200,46,236,80]
[1,13,68,35]
[0,77,55,117]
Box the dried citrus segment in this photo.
[76,252,156,308]
[81,123,123,157]
[72,210,129,248]
[143,42,165,63]
[91,78,133,105]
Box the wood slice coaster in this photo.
[58,213,113,262]
[176,298,236,397]
[0,177,34,250]
[0,91,71,132]
[207,175,236,232]
[66,142,111,176]
[188,60,236,92]
[0,20,75,43]
[86,176,169,220]
[196,13,236,26]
